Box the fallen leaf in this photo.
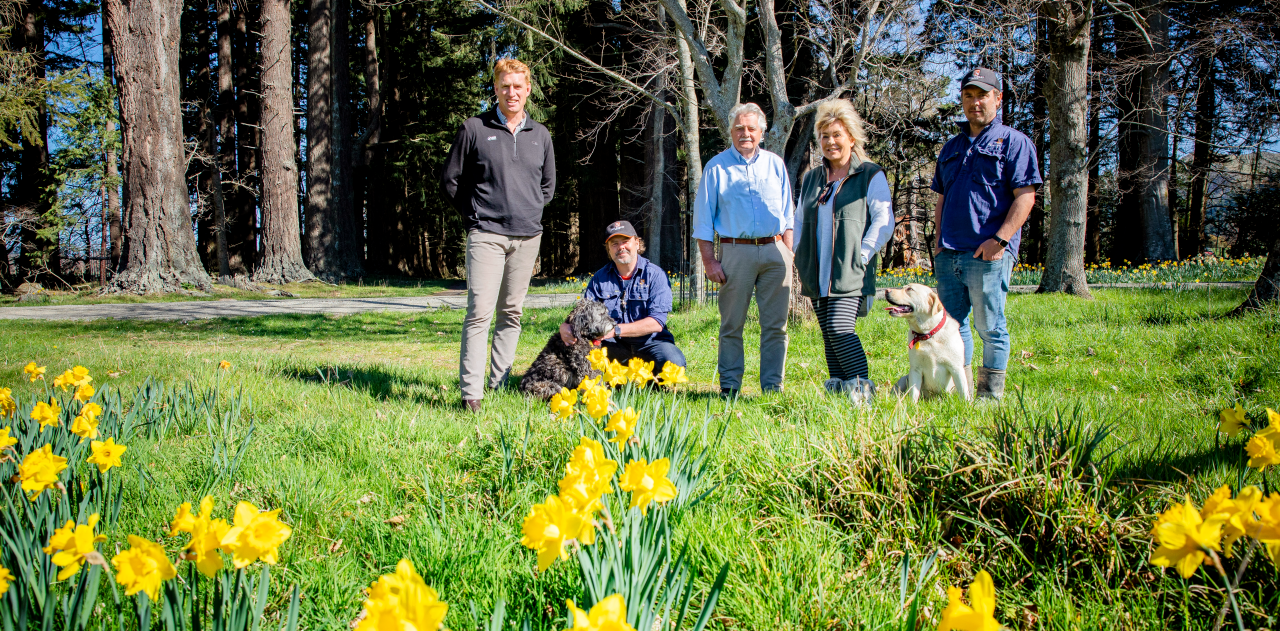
[1020,350,1034,359]
[328,538,343,553]
[1090,369,1099,377]
[1087,347,1096,356]
[1026,363,1040,371]
[357,492,376,505]
[384,515,407,528]
[349,609,367,629]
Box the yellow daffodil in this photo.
[0,388,14,418]
[86,438,126,474]
[43,514,107,581]
[1202,485,1263,557]
[618,458,677,514]
[18,444,67,499]
[70,413,100,442]
[564,594,635,631]
[31,399,61,432]
[583,386,611,420]
[576,376,600,392]
[626,358,654,387]
[219,501,292,568]
[1253,493,1280,566]
[559,438,617,517]
[603,360,629,388]
[0,566,11,596]
[587,347,609,373]
[655,363,688,387]
[521,495,589,571]
[550,388,578,419]
[24,362,45,382]
[1218,403,1247,437]
[937,570,1000,631]
[605,407,639,445]
[355,559,448,631]
[170,497,232,577]
[70,366,92,387]
[1149,496,1226,578]
[0,425,16,452]
[52,370,74,390]
[74,384,95,404]
[218,360,231,370]
[111,535,176,601]
[1246,434,1280,471]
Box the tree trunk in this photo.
[193,0,230,277]
[102,6,122,270]
[645,77,665,264]
[358,11,380,270]
[1184,48,1214,258]
[1037,1,1092,298]
[671,0,703,302]
[15,7,57,282]
[104,0,213,293]
[1027,15,1048,266]
[1233,235,1280,313]
[253,0,313,284]
[1085,34,1102,264]
[230,0,260,274]
[1113,1,1176,264]
[331,0,360,277]
[305,0,334,274]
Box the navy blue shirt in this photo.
[930,113,1042,255]
[582,256,674,345]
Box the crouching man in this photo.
[560,220,687,373]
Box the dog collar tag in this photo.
[909,314,948,350]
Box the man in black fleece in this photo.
[441,58,556,412]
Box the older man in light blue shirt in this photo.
[693,102,795,396]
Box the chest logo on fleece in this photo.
[487,136,497,141]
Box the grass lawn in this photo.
[0,277,457,307]
[1,288,1277,629]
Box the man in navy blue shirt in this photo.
[930,67,1042,400]
[560,221,686,373]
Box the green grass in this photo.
[880,255,1265,287]
[0,277,455,307]
[1,289,1277,629]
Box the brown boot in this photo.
[975,367,1005,400]
[462,399,482,413]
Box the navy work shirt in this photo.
[930,113,1042,255]
[582,256,675,346]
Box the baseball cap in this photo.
[960,67,1002,93]
[604,220,639,242]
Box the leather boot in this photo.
[976,367,1006,400]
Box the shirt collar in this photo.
[731,146,761,164]
[495,107,528,130]
[612,256,649,281]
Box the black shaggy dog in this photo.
[519,300,616,400]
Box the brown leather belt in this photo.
[721,235,782,245]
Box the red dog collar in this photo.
[909,314,948,350]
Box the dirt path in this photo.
[0,282,1247,321]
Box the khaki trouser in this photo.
[716,240,792,391]
[459,230,542,400]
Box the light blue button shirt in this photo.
[692,147,794,241]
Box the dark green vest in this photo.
[795,158,883,300]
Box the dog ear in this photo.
[927,290,943,315]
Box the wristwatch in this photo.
[993,235,1009,248]
[614,324,622,339]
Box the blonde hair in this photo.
[813,99,869,162]
[492,58,532,87]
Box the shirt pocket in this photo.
[937,149,962,193]
[970,144,1005,186]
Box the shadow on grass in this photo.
[1110,437,1250,486]
[279,363,459,409]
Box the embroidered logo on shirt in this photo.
[487,136,497,141]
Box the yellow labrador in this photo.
[883,283,971,401]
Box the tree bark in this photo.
[1037,1,1092,298]
[15,6,57,282]
[102,5,122,270]
[331,0,359,276]
[358,11,380,270]
[1184,48,1215,258]
[193,0,230,277]
[671,0,703,302]
[230,0,260,274]
[645,76,665,264]
[253,0,313,284]
[104,0,213,293]
[1113,1,1176,264]
[1233,236,1280,313]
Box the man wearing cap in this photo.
[693,102,795,397]
[930,67,1042,399]
[561,220,686,373]
[442,58,556,412]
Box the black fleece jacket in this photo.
[440,109,556,237]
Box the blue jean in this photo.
[934,249,1013,371]
[601,334,687,373]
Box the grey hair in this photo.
[814,98,870,162]
[728,102,767,130]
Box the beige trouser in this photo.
[460,230,542,401]
[716,240,792,391]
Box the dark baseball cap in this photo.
[960,67,1002,93]
[604,220,639,242]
